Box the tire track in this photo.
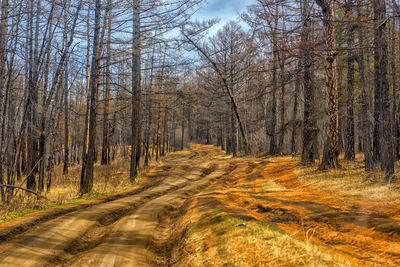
[60,161,228,266]
[0,151,195,244]
[0,148,223,267]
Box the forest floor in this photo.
[0,144,400,266]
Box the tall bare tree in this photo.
[315,0,340,169]
[130,0,141,180]
[344,0,355,161]
[301,0,317,163]
[81,0,102,194]
[373,0,394,182]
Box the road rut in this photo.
[0,145,226,267]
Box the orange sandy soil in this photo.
[177,156,400,266]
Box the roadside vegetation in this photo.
[183,209,351,267]
[167,150,400,266]
[0,158,137,223]
[296,156,400,202]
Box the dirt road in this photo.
[1,145,400,266]
[0,145,229,266]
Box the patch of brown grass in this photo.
[295,155,400,202]
[185,209,352,267]
[0,157,150,223]
[45,158,133,202]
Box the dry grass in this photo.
[0,157,153,223]
[295,154,400,202]
[180,152,400,266]
[185,209,351,267]
[46,158,133,202]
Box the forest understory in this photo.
[0,145,399,266]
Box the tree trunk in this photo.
[130,0,142,180]
[0,0,8,201]
[344,0,355,161]
[231,107,237,156]
[63,66,69,174]
[81,0,101,195]
[397,20,400,159]
[156,103,161,161]
[390,18,398,159]
[391,0,400,159]
[316,0,340,169]
[80,0,92,190]
[101,0,112,165]
[357,1,372,171]
[26,0,38,191]
[337,67,345,153]
[162,107,167,157]
[181,104,185,150]
[269,13,278,155]
[291,60,300,154]
[373,0,394,182]
[301,0,317,163]
[278,58,285,152]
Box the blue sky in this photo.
[194,0,256,34]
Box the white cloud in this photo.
[193,0,256,35]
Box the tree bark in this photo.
[63,8,70,174]
[301,0,317,163]
[344,0,355,161]
[130,0,142,180]
[373,0,394,182]
[26,0,38,191]
[278,56,285,152]
[315,0,340,169]
[291,62,300,154]
[80,0,92,189]
[102,0,112,165]
[0,0,9,201]
[357,1,373,171]
[181,103,185,150]
[390,18,398,159]
[81,0,101,195]
[269,5,279,155]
